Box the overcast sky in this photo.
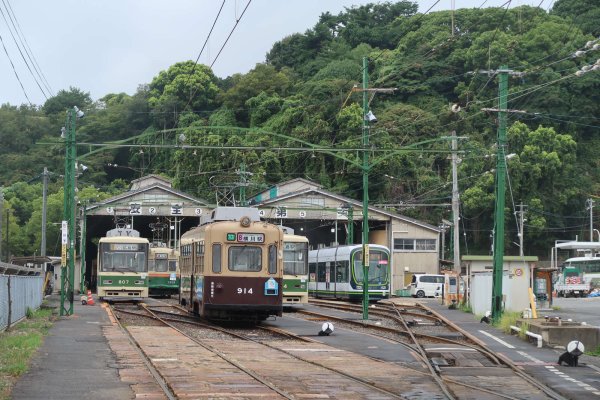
[0,0,553,107]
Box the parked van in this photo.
[409,274,444,298]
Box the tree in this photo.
[148,61,220,127]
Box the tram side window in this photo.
[336,262,349,283]
[212,244,222,273]
[268,245,277,274]
[309,263,316,281]
[317,262,327,282]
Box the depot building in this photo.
[78,175,441,294]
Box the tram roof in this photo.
[555,241,600,250]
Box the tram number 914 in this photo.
[237,288,253,294]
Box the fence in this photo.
[0,275,44,331]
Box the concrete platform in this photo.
[10,295,134,400]
[520,318,600,349]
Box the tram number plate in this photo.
[237,288,254,294]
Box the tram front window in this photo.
[155,259,168,272]
[102,251,147,272]
[353,250,389,284]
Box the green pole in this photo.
[79,203,87,294]
[362,56,370,320]
[347,207,354,245]
[491,67,509,321]
[61,107,77,316]
[239,162,247,206]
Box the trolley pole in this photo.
[60,107,80,316]
[491,67,509,321]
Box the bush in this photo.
[25,308,34,319]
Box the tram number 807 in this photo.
[237,288,253,294]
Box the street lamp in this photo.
[60,106,83,316]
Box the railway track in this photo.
[110,300,442,399]
[305,298,568,400]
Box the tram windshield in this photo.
[154,258,169,272]
[353,249,389,284]
[228,245,262,272]
[283,242,308,275]
[101,243,147,273]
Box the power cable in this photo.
[2,0,53,96]
[178,0,251,129]
[0,2,48,100]
[0,29,31,105]
[182,0,226,111]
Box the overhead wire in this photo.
[0,1,48,100]
[177,0,252,129]
[0,28,31,105]
[2,0,53,96]
[181,0,226,111]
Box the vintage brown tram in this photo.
[179,207,284,322]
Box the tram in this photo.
[97,228,150,301]
[148,244,180,297]
[282,233,309,305]
[308,244,390,301]
[179,207,284,322]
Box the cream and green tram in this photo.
[283,234,309,305]
[97,228,150,301]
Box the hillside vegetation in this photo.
[0,0,598,258]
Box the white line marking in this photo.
[593,391,600,395]
[516,350,543,364]
[545,366,556,369]
[478,330,515,348]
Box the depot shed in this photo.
[464,255,538,315]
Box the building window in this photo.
[416,239,436,251]
[394,238,414,251]
[394,238,436,252]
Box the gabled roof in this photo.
[130,174,172,190]
[256,187,440,233]
[87,181,209,211]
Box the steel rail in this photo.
[106,304,177,400]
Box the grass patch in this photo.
[551,306,561,311]
[586,346,600,357]
[0,307,54,400]
[493,311,521,334]
[459,302,472,313]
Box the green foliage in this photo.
[494,311,521,334]
[0,308,53,399]
[0,2,599,258]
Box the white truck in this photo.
[554,275,591,298]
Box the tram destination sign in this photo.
[227,233,265,243]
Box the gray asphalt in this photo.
[10,295,133,400]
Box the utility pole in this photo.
[516,203,527,257]
[0,187,3,262]
[587,199,595,241]
[451,130,460,273]
[61,106,82,316]
[491,66,510,321]
[79,203,87,294]
[236,162,252,206]
[41,167,49,257]
[361,56,370,320]
[357,57,396,319]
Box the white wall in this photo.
[470,269,531,316]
